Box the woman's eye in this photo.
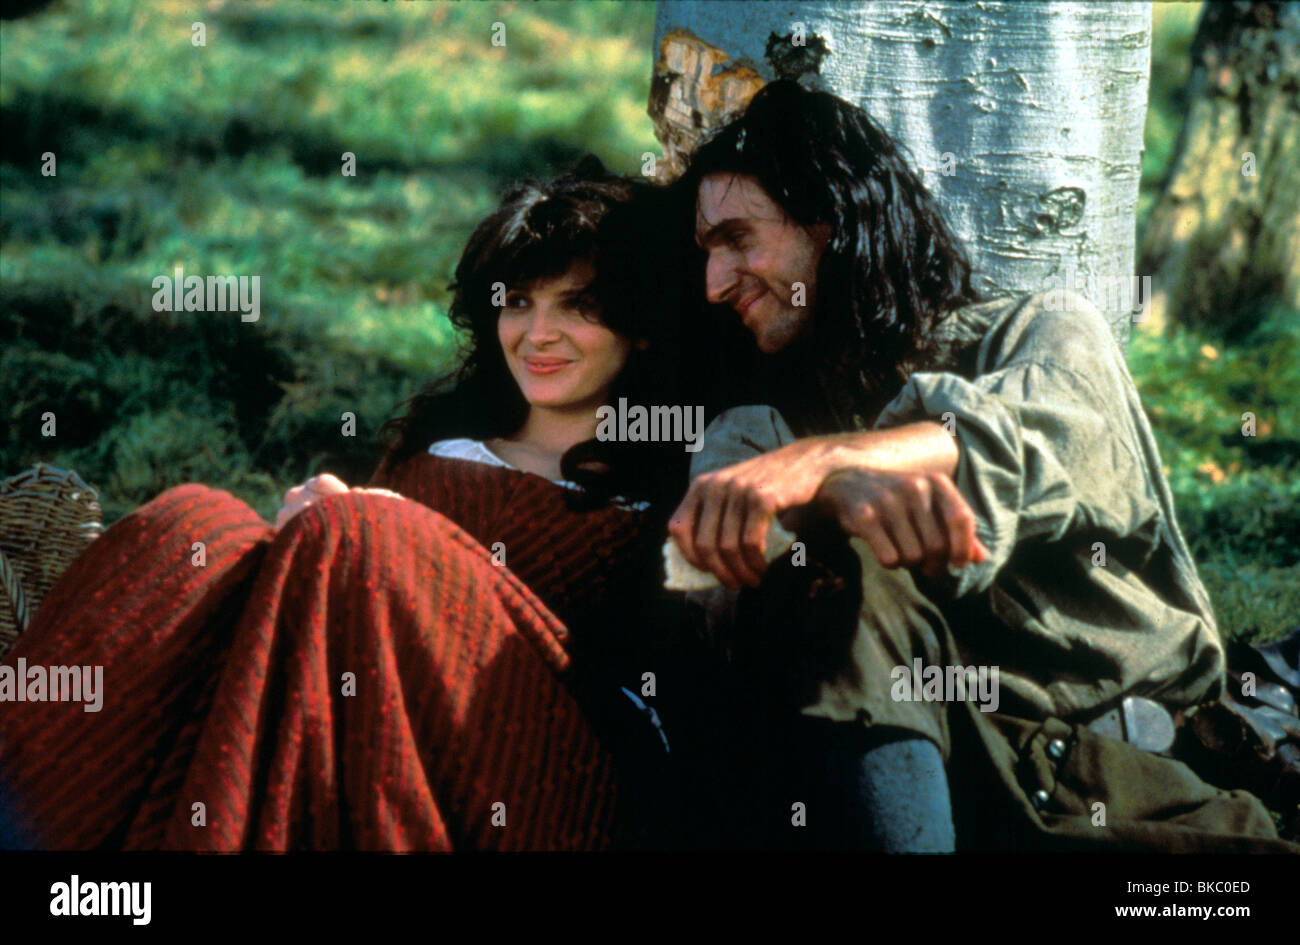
[502,293,529,310]
[555,295,597,318]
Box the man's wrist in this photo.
[782,435,852,504]
[771,424,960,512]
[793,432,886,490]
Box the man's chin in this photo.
[754,327,800,355]
[746,311,808,355]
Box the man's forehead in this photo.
[694,173,783,236]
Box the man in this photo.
[665,80,1289,851]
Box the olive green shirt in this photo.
[693,291,1225,723]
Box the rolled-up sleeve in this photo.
[875,299,1161,597]
[690,405,798,479]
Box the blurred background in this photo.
[1,1,1295,638]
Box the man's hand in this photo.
[667,442,830,589]
[814,467,989,577]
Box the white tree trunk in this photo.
[650,0,1152,348]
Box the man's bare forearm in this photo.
[784,421,960,484]
[766,422,983,567]
[673,418,979,584]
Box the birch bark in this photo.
[650,0,1153,348]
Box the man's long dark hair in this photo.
[673,80,979,434]
[372,155,690,509]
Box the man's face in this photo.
[695,173,831,354]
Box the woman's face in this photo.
[497,257,633,413]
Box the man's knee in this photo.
[768,716,955,851]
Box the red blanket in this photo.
[0,454,655,850]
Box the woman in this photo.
[0,156,697,851]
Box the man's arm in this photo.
[667,420,985,589]
[777,421,961,480]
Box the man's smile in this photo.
[735,289,765,320]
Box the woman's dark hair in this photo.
[672,79,979,433]
[373,154,689,508]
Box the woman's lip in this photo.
[524,358,573,374]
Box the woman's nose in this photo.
[525,304,563,342]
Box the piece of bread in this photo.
[662,521,798,591]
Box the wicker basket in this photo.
[0,463,103,657]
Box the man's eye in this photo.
[503,293,529,309]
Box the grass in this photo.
[1,0,660,523]
[1127,305,1300,641]
[1,0,1294,639]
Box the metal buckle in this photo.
[1085,695,1176,754]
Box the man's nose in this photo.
[704,251,739,305]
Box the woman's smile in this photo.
[523,356,575,375]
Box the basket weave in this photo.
[0,463,103,657]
